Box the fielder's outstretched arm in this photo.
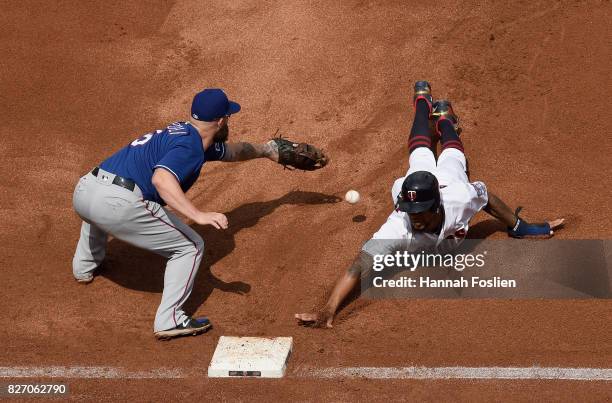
[484,191,564,237]
[223,138,328,170]
[295,250,373,328]
[222,141,280,162]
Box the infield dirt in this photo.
[1,0,610,400]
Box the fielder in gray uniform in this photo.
[72,88,328,340]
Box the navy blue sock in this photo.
[409,100,433,153]
[438,119,463,152]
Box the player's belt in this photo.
[91,167,136,192]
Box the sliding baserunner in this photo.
[296,81,564,328]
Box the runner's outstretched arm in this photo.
[484,191,564,237]
[295,250,373,328]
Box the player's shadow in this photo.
[465,219,506,239]
[101,190,341,315]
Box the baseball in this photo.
[345,190,360,204]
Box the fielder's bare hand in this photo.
[195,212,228,229]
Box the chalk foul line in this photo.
[0,367,185,379]
[0,366,610,381]
[300,366,612,381]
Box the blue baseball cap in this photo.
[191,88,241,122]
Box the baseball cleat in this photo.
[432,100,460,134]
[413,80,433,111]
[154,317,212,340]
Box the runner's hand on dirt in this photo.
[195,212,228,229]
[295,309,334,328]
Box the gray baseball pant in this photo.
[72,168,204,332]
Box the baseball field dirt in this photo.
[1,0,610,400]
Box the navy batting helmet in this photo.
[396,171,441,213]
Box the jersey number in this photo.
[130,130,162,147]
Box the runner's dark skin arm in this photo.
[295,251,373,328]
[483,192,517,227]
[484,191,565,232]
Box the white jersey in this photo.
[363,147,488,256]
